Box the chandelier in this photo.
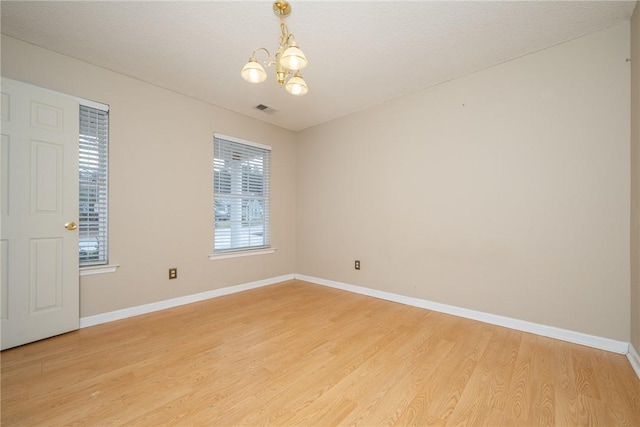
[241,1,309,96]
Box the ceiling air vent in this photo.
[254,104,278,114]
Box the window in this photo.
[79,104,109,266]
[214,134,270,253]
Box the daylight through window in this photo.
[213,134,271,253]
[79,104,109,266]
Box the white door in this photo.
[1,77,80,350]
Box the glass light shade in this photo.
[280,45,307,71]
[241,59,267,83]
[285,73,308,96]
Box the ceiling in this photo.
[1,1,636,132]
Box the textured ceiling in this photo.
[1,1,636,132]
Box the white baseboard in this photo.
[628,343,640,379]
[79,274,295,328]
[79,272,634,364]
[295,274,630,355]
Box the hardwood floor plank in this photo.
[322,313,445,426]
[346,325,454,425]
[391,319,493,425]
[238,306,431,425]
[2,280,639,426]
[529,336,556,426]
[504,334,534,423]
[445,327,522,426]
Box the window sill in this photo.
[209,248,277,261]
[80,264,120,276]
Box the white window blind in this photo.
[214,134,271,253]
[79,105,109,266]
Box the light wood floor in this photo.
[2,280,639,426]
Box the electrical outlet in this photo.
[355,260,360,270]
[169,268,177,279]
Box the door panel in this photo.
[30,238,63,312]
[31,140,63,213]
[1,239,7,320]
[1,77,80,350]
[1,134,9,215]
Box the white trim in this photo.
[1,77,108,111]
[209,248,276,260]
[79,274,294,328]
[80,264,120,276]
[214,133,271,151]
[77,98,109,112]
[628,343,640,380]
[79,272,633,359]
[295,274,630,355]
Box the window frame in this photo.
[78,102,110,268]
[212,133,272,256]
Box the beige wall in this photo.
[2,19,635,343]
[1,35,297,317]
[631,3,640,351]
[297,23,631,341]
